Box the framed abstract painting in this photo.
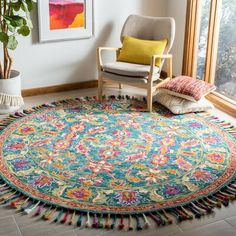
[38,0,93,42]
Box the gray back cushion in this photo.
[120,15,175,54]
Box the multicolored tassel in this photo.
[85,212,91,228]
[128,215,134,231]
[60,210,70,224]
[92,213,99,228]
[162,210,173,224]
[97,214,103,228]
[0,191,17,203]
[134,215,142,231]
[34,204,45,217]
[69,211,76,225]
[54,209,64,223]
[118,215,125,230]
[150,212,163,225]
[77,212,83,227]
[111,214,117,230]
[142,214,151,228]
[24,201,40,214]
[104,214,111,229]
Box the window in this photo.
[184,0,236,116]
[214,0,236,101]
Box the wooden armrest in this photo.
[97,47,120,52]
[152,54,173,60]
[149,54,173,80]
[97,47,121,69]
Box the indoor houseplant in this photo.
[0,0,35,113]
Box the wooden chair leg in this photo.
[147,86,153,112]
[98,76,103,102]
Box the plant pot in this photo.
[0,70,24,114]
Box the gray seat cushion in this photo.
[102,62,159,77]
[101,71,160,84]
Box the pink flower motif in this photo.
[138,168,167,183]
[7,142,25,150]
[13,160,29,169]
[98,148,120,159]
[18,126,35,135]
[160,137,176,146]
[70,123,86,132]
[53,139,70,150]
[67,187,92,201]
[165,185,180,195]
[115,191,141,206]
[75,143,90,155]
[140,133,154,142]
[207,153,225,163]
[100,104,113,110]
[125,152,146,162]
[107,139,125,147]
[41,114,57,121]
[189,122,203,129]
[175,157,193,170]
[32,139,50,147]
[203,136,221,144]
[118,119,139,128]
[88,127,106,134]
[87,160,114,173]
[53,121,65,130]
[31,176,54,188]
[151,154,169,166]
[181,139,199,147]
[113,130,130,137]
[192,171,213,182]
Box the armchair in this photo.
[97,15,175,112]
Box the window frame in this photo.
[183,0,236,117]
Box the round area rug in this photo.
[0,97,236,228]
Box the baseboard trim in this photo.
[22,80,98,97]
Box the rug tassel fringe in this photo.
[128,215,134,231]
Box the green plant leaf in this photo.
[11,2,21,12]
[23,18,27,26]
[3,15,24,27]
[8,25,15,33]
[7,35,18,50]
[18,25,30,36]
[20,0,28,12]
[26,0,34,12]
[0,32,9,44]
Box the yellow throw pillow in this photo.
[118,36,168,67]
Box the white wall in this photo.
[167,0,187,76]
[10,0,167,89]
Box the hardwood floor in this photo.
[0,86,235,236]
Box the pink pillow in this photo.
[158,76,216,102]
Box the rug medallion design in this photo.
[0,97,236,229]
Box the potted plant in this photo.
[0,0,35,114]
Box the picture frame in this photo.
[38,0,93,42]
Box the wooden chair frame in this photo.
[97,47,173,112]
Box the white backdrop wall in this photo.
[167,0,187,76]
[9,0,167,89]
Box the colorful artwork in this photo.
[49,0,84,30]
[38,0,92,42]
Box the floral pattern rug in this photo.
[0,98,236,216]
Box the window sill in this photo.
[206,92,236,118]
